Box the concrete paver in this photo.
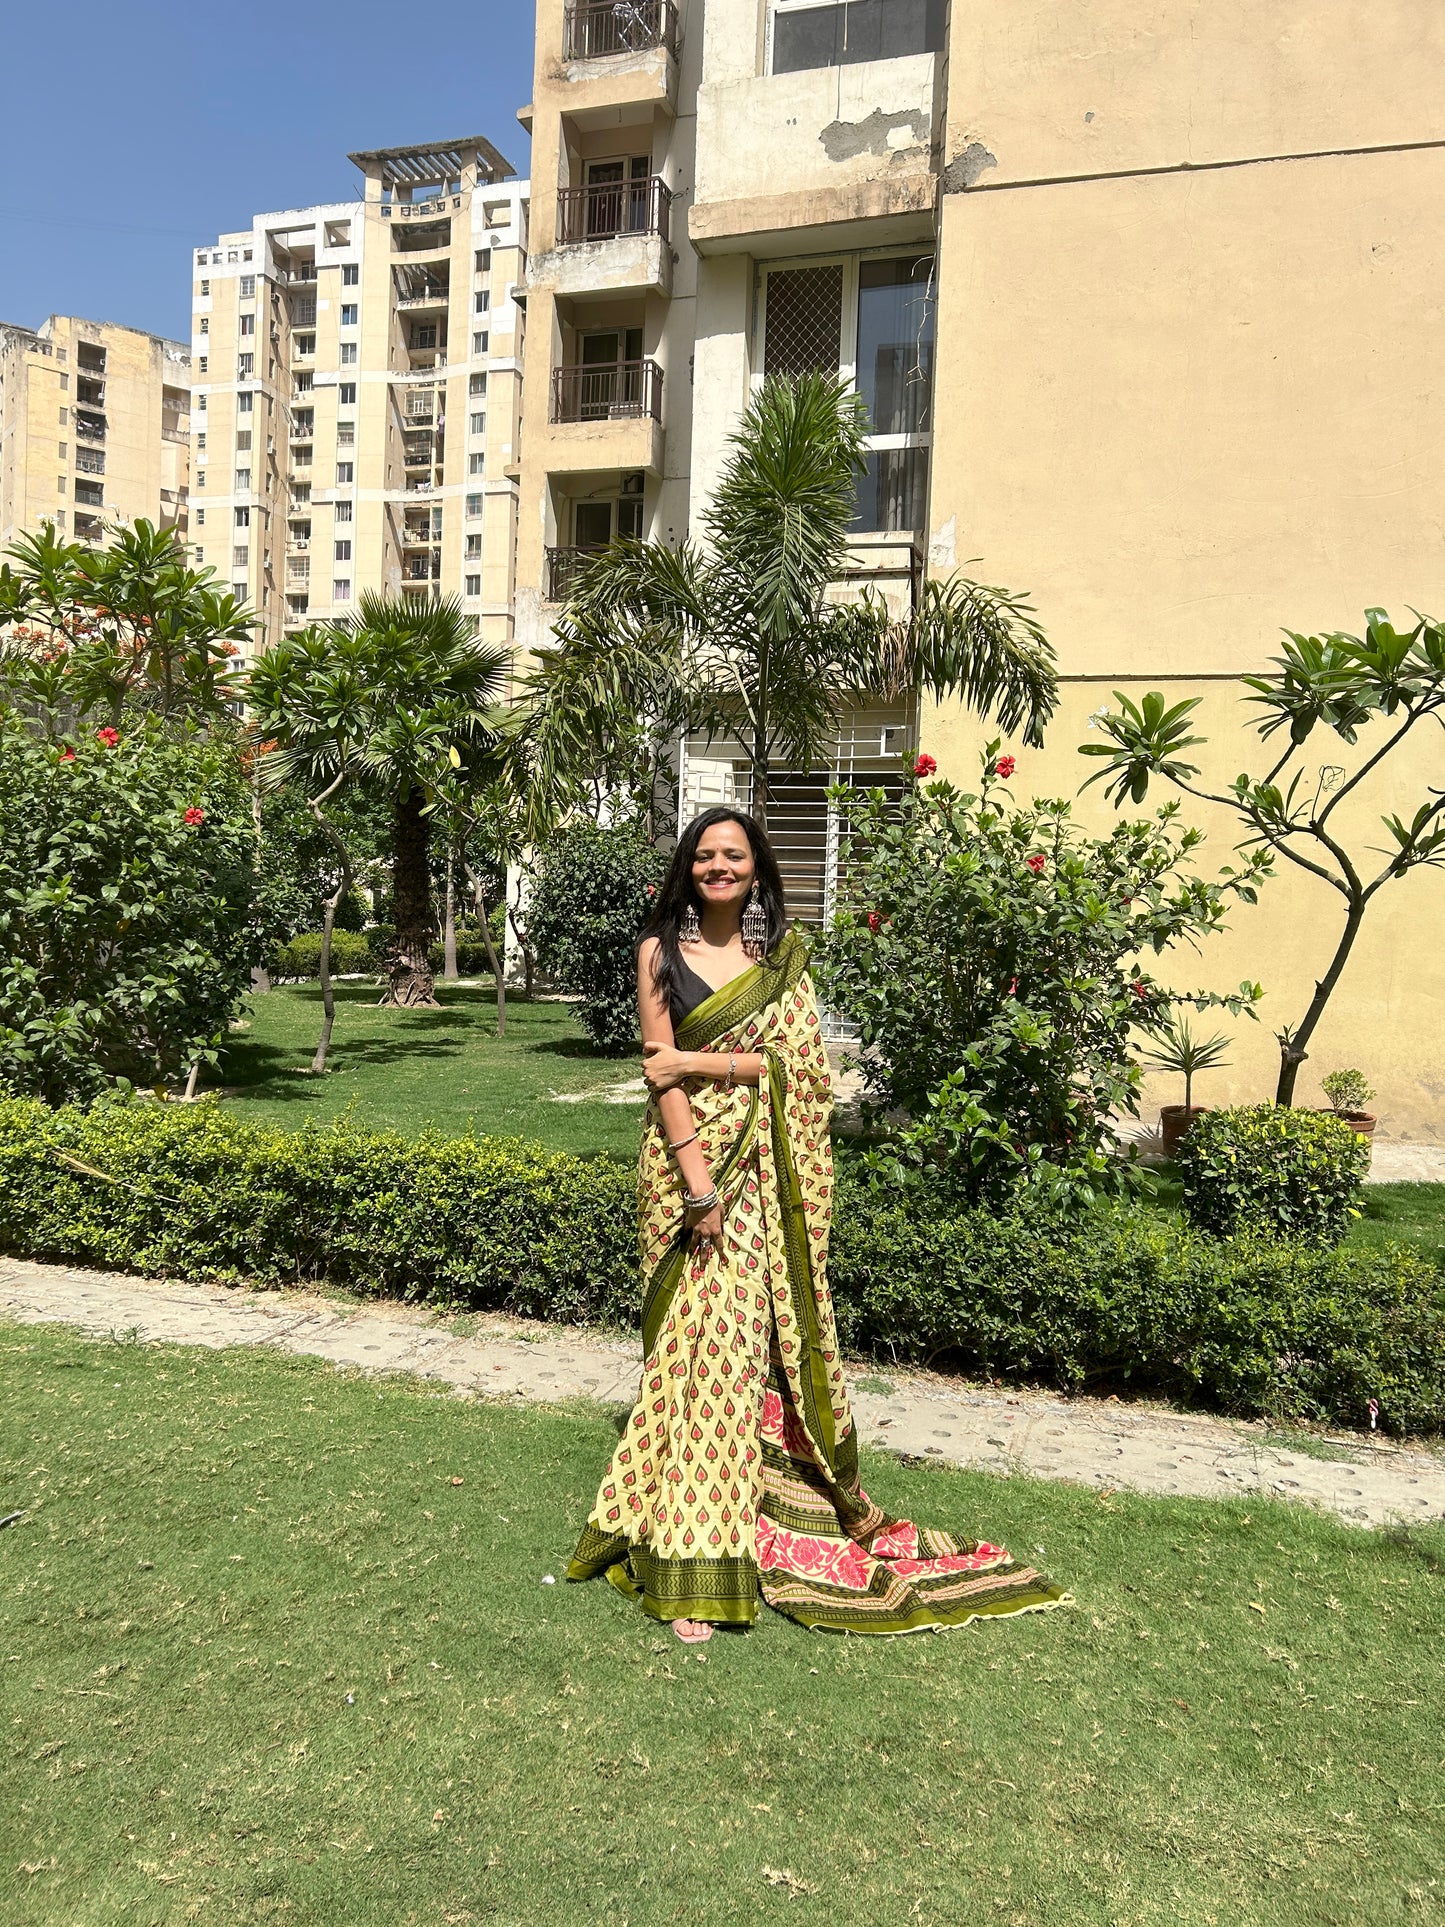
[2,1256,1440,1531]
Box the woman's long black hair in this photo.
[642,806,788,1009]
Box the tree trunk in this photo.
[750,719,769,830]
[306,779,353,1076]
[1275,896,1367,1106]
[463,858,506,1036]
[384,785,439,1008]
[442,843,459,982]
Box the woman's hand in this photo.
[685,1197,725,1254]
[642,1040,694,1096]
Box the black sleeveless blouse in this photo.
[669,955,719,1029]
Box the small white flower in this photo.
[541,1574,556,1585]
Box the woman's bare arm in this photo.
[638,939,716,1207]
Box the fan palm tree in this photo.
[248,595,508,1059]
[524,373,1058,827]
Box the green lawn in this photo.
[214,983,641,1161]
[3,1324,1442,1926]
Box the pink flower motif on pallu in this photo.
[869,1522,919,1560]
[761,1388,786,1441]
[885,1545,1011,1579]
[756,1518,873,1592]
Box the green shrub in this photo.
[1177,1103,1371,1244]
[0,711,255,1104]
[427,932,498,978]
[0,1097,1439,1432]
[527,820,664,1052]
[814,750,1262,1206]
[827,1174,1445,1433]
[271,930,377,981]
[0,1096,636,1327]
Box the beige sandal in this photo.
[672,1618,714,1644]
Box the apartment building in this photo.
[189,138,528,658]
[0,316,189,547]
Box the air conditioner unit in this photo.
[620,471,644,496]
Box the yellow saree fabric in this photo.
[567,929,1067,1634]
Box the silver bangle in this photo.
[683,1186,719,1212]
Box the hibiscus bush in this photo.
[814,744,1267,1205]
[527,819,666,1052]
[0,710,255,1104]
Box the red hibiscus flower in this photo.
[1026,853,1046,874]
[59,747,76,762]
[1008,976,1018,995]
[95,726,120,748]
[994,754,1016,778]
[866,911,882,933]
[912,752,937,778]
[183,806,206,826]
[645,883,656,897]
[1131,979,1147,999]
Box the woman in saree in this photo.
[567,807,1066,1643]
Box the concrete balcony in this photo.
[550,357,661,425]
[557,0,678,117]
[529,181,674,301]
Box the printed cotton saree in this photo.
[567,928,1066,1635]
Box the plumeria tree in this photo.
[525,373,1058,828]
[0,519,252,728]
[1079,609,1445,1103]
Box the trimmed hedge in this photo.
[272,930,377,981]
[1,1097,1440,1433]
[1177,1103,1371,1244]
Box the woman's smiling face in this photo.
[690,817,756,914]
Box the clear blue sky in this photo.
[0,1,535,345]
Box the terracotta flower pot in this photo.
[1335,1111,1377,1138]
[1160,1103,1209,1155]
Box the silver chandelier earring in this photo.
[679,899,701,945]
[741,882,767,961]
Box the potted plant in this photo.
[1140,1016,1233,1155]
[1321,1068,1378,1140]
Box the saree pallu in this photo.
[567,929,1067,1635]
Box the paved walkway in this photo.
[2,1257,1441,1531]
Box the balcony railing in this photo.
[564,0,678,60]
[550,357,662,424]
[545,544,609,602]
[74,418,106,443]
[75,450,105,475]
[556,175,670,247]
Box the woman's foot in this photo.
[673,1618,714,1644]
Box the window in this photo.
[334,539,352,561]
[295,333,316,356]
[769,0,944,74]
[336,422,355,447]
[199,317,209,334]
[295,372,314,393]
[233,544,250,567]
[762,262,845,378]
[465,573,481,596]
[334,499,353,522]
[237,391,253,413]
[196,432,206,451]
[235,468,251,490]
[466,493,483,518]
[59,406,68,424]
[411,325,437,350]
[335,462,354,483]
[468,453,485,475]
[194,545,205,563]
[340,341,358,365]
[200,279,210,296]
[341,263,359,285]
[235,506,250,527]
[236,430,252,451]
[198,356,208,374]
[469,373,487,397]
[239,313,255,337]
[196,508,205,525]
[75,480,104,506]
[472,331,489,355]
[57,475,66,495]
[334,578,352,601]
[240,274,256,298]
[59,442,68,460]
[469,412,486,435]
[292,483,311,504]
[340,304,358,326]
[233,581,247,600]
[196,470,207,488]
[338,382,356,404]
[465,533,482,558]
[238,353,254,376]
[474,248,491,272]
[474,291,490,314]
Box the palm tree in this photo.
[525,373,1058,827]
[247,596,508,1064]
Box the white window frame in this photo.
[754,250,934,511]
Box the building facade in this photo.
[518,0,1445,1135]
[188,139,528,659]
[0,316,190,547]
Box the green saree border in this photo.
[568,1529,760,1625]
[673,927,809,1053]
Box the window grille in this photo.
[762,264,844,378]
